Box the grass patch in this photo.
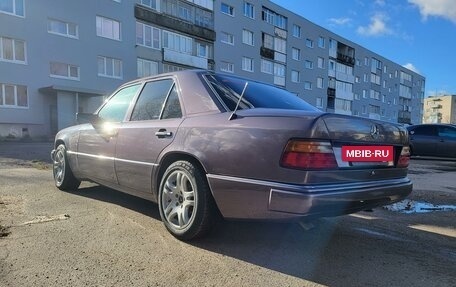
[31,160,52,170]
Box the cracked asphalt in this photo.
[0,142,455,287]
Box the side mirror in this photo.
[76,113,99,125]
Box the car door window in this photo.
[130,79,182,121]
[438,127,456,138]
[98,84,141,122]
[410,126,436,136]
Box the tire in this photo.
[53,144,81,191]
[158,160,217,240]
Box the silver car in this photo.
[51,70,412,240]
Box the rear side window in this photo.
[409,126,437,136]
[98,84,141,122]
[205,74,319,111]
[130,79,182,121]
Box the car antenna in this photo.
[229,81,248,121]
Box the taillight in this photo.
[397,146,410,168]
[281,140,338,170]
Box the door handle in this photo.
[155,129,172,138]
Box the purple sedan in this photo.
[51,70,412,240]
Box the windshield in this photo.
[205,74,319,112]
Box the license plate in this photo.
[341,146,394,162]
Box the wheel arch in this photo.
[154,152,209,196]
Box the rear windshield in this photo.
[205,74,319,112]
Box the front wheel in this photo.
[53,144,81,191]
[158,160,217,240]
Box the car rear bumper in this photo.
[206,174,412,220]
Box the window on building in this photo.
[136,22,160,49]
[0,83,27,108]
[242,57,254,72]
[243,2,254,19]
[363,89,367,98]
[355,76,360,83]
[292,47,300,61]
[261,59,273,74]
[0,36,26,63]
[262,7,287,29]
[371,73,381,85]
[370,90,380,100]
[137,58,158,78]
[0,0,24,17]
[50,62,79,80]
[242,29,254,46]
[305,38,313,48]
[305,60,313,69]
[369,104,380,114]
[139,0,159,10]
[97,56,122,79]
[262,33,273,49]
[274,37,286,53]
[371,57,382,70]
[336,98,352,111]
[292,24,301,38]
[291,70,300,83]
[336,80,353,92]
[316,97,323,108]
[317,57,325,69]
[96,16,120,40]
[400,71,412,82]
[163,30,192,54]
[197,42,211,58]
[304,81,312,90]
[221,31,234,45]
[317,77,324,89]
[221,2,234,16]
[354,93,360,100]
[318,36,325,48]
[220,61,234,73]
[48,18,78,38]
[364,57,369,66]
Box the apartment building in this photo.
[0,0,214,137]
[0,0,425,138]
[422,95,456,124]
[213,0,425,124]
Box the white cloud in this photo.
[328,17,352,26]
[402,63,421,74]
[409,0,456,23]
[375,0,386,7]
[357,13,393,36]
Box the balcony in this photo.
[336,52,355,66]
[163,49,207,69]
[327,88,336,97]
[135,4,215,41]
[260,47,274,60]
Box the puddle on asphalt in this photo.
[384,199,456,214]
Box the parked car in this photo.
[51,70,412,240]
[407,124,456,158]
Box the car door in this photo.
[436,126,456,158]
[409,125,438,156]
[77,84,141,184]
[114,78,184,193]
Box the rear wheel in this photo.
[158,160,216,240]
[53,144,81,191]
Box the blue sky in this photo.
[272,0,456,97]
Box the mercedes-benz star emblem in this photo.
[370,124,380,139]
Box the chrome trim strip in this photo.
[68,151,158,167]
[206,174,411,193]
